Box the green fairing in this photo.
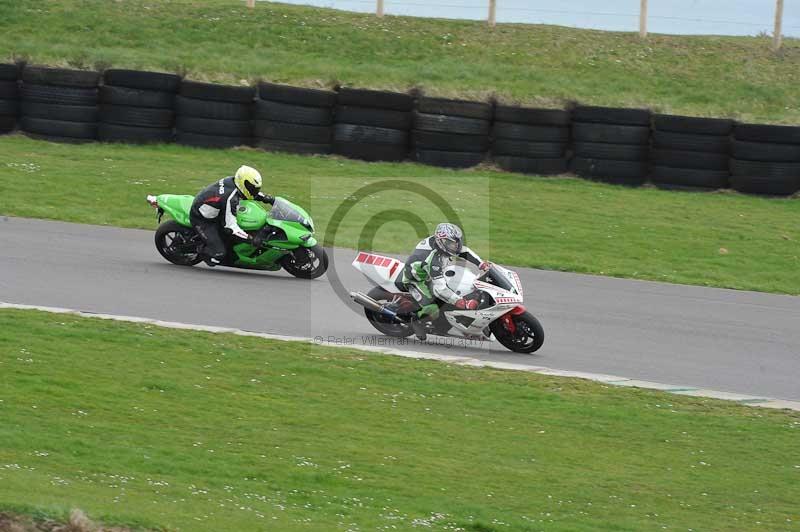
[155,194,317,269]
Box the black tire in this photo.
[731,140,800,162]
[572,106,651,126]
[333,141,408,162]
[101,104,174,128]
[253,120,331,143]
[179,80,255,103]
[494,105,570,126]
[21,101,98,122]
[0,81,18,99]
[651,148,729,170]
[22,132,95,144]
[20,84,98,106]
[411,130,489,152]
[492,139,567,158]
[364,286,414,338]
[337,88,413,112]
[413,148,485,168]
[280,244,328,279]
[653,114,733,135]
[100,85,174,109]
[729,175,800,196]
[335,105,412,130]
[175,96,251,120]
[20,116,97,139]
[176,116,251,137]
[650,166,729,189]
[98,123,174,144]
[0,63,19,81]
[0,115,15,132]
[255,138,332,155]
[254,99,332,125]
[333,123,408,145]
[570,157,648,185]
[154,220,203,266]
[103,69,181,92]
[175,131,252,149]
[730,158,800,179]
[493,156,568,175]
[22,66,99,88]
[652,130,730,153]
[734,124,800,145]
[0,99,19,116]
[573,141,648,161]
[414,112,490,135]
[417,97,492,120]
[572,122,650,144]
[490,311,544,354]
[258,82,336,108]
[492,122,570,142]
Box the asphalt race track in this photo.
[2,216,799,401]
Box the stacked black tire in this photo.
[176,81,254,148]
[254,82,336,155]
[0,64,19,134]
[333,88,413,162]
[412,97,492,168]
[650,115,733,190]
[19,67,100,143]
[729,125,800,196]
[570,106,651,186]
[99,69,180,144]
[491,105,570,175]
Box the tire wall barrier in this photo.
[1,64,799,196]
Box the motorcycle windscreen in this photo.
[269,198,312,230]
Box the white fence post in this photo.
[377,0,384,17]
[639,0,648,38]
[774,0,784,51]
[488,0,497,27]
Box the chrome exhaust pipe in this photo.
[349,292,400,321]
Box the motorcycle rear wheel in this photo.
[364,287,414,338]
[490,311,545,354]
[154,220,203,266]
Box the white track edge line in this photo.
[3,302,798,412]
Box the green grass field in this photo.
[2,134,799,295]
[1,309,798,531]
[0,0,799,123]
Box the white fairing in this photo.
[353,251,527,341]
[352,252,405,292]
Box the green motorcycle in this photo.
[146,194,328,279]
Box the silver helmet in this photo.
[434,223,464,256]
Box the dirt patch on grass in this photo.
[0,510,139,532]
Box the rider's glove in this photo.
[257,193,275,205]
[455,298,478,310]
[479,261,493,271]
[251,234,264,249]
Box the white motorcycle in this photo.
[349,252,545,353]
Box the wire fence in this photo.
[262,0,800,44]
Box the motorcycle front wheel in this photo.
[281,244,328,279]
[154,220,203,266]
[490,311,545,354]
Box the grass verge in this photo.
[1,309,799,531]
[2,134,800,294]
[0,0,798,123]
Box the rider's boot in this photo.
[410,317,426,341]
